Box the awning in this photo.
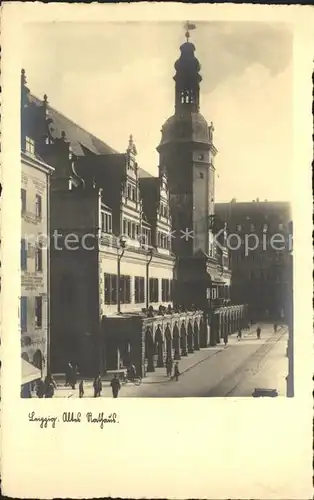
[21,359,42,385]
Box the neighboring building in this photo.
[215,199,292,321]
[20,34,248,378]
[20,70,54,394]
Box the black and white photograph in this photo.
[19,20,295,399]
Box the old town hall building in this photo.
[20,34,247,379]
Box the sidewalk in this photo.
[53,322,286,398]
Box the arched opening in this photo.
[193,320,200,350]
[180,323,188,356]
[155,326,164,367]
[187,321,194,353]
[165,325,172,362]
[173,324,181,360]
[33,349,43,374]
[145,327,155,372]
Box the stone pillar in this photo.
[194,323,200,350]
[188,324,194,353]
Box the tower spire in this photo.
[184,21,196,43]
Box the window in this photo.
[162,279,171,302]
[236,224,242,232]
[35,242,43,271]
[141,227,151,246]
[263,223,268,233]
[278,223,284,231]
[131,187,136,202]
[21,189,26,213]
[25,136,35,155]
[135,276,145,303]
[149,278,159,303]
[35,296,43,328]
[119,275,131,304]
[101,211,112,234]
[104,273,117,305]
[250,223,255,232]
[21,239,27,270]
[158,231,170,250]
[198,154,204,161]
[20,296,27,332]
[35,194,42,219]
[127,184,132,199]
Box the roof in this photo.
[215,201,291,221]
[28,93,155,180]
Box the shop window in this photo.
[21,188,26,213]
[35,242,43,271]
[162,279,171,302]
[21,239,27,270]
[35,194,42,219]
[149,278,159,303]
[119,275,131,304]
[135,276,145,303]
[35,296,43,328]
[20,296,27,332]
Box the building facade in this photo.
[20,71,53,392]
[215,199,292,321]
[20,34,248,378]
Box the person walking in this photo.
[166,358,173,377]
[237,329,242,341]
[173,362,180,381]
[223,333,228,346]
[110,374,121,398]
[44,374,57,398]
[93,375,101,398]
[256,326,261,339]
[71,364,78,390]
[79,379,84,398]
[273,323,278,333]
[36,378,45,398]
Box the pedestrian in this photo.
[273,323,278,333]
[79,379,84,398]
[256,326,261,339]
[237,329,242,341]
[36,378,45,398]
[110,374,121,398]
[173,362,180,381]
[93,375,99,398]
[71,364,77,390]
[65,362,73,387]
[166,358,173,377]
[223,333,228,346]
[44,373,57,398]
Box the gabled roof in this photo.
[29,94,118,157]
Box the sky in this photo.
[21,21,293,202]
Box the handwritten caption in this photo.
[28,411,119,429]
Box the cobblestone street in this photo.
[53,323,288,398]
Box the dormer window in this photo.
[25,136,35,155]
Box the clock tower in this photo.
[157,37,217,260]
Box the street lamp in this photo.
[117,235,127,314]
[146,247,154,310]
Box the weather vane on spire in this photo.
[184,21,196,42]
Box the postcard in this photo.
[0,2,313,498]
